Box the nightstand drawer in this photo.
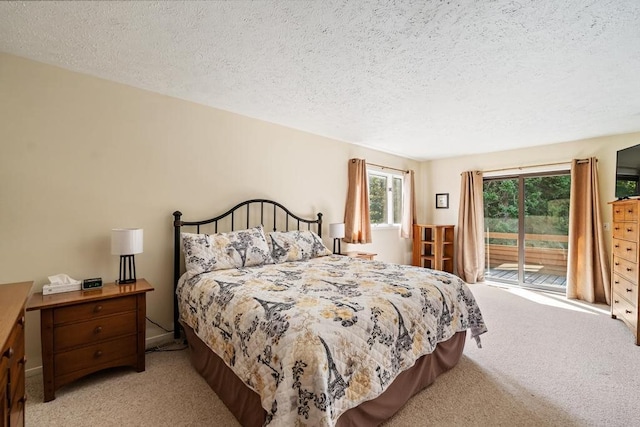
[54,311,137,352]
[54,334,137,376]
[53,295,136,325]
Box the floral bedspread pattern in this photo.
[177,255,487,426]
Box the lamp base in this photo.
[332,238,341,255]
[118,254,137,285]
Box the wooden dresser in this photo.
[1,281,32,427]
[412,224,455,273]
[611,200,640,345]
[27,279,154,401]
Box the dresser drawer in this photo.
[613,256,638,281]
[614,203,640,222]
[612,273,638,305]
[8,328,25,401]
[625,203,639,221]
[53,295,136,325]
[54,311,137,352]
[10,369,25,415]
[613,205,626,222]
[54,334,138,377]
[612,293,638,330]
[612,222,639,241]
[613,238,638,262]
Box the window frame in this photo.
[367,168,404,228]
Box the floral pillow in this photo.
[269,230,331,263]
[182,226,273,274]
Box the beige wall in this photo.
[416,133,640,227]
[4,51,639,371]
[0,53,419,370]
[421,133,640,270]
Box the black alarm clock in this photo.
[82,277,103,290]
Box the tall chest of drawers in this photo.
[611,200,640,345]
[1,281,33,427]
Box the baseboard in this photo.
[26,366,42,378]
[145,331,175,349]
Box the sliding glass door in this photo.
[484,172,570,291]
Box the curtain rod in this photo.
[479,158,593,174]
[366,162,410,174]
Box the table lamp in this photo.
[111,228,143,284]
[329,223,345,255]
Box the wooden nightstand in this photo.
[344,251,377,260]
[26,279,154,402]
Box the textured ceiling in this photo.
[1,1,640,160]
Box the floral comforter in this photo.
[177,255,487,426]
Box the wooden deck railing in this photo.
[485,232,568,275]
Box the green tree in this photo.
[369,175,387,224]
[484,174,571,247]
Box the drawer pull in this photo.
[615,280,620,284]
[615,244,620,248]
[627,228,633,232]
[627,247,633,251]
[94,350,103,358]
[629,209,634,213]
[627,268,632,272]
[627,288,633,293]
[615,262,620,266]
[615,299,619,304]
[18,315,25,326]
[614,227,620,231]
[19,356,27,365]
[626,310,633,314]
[94,305,103,313]
[94,326,103,334]
[2,347,13,359]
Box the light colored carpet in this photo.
[26,283,639,426]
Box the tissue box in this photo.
[43,283,82,295]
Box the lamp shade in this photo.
[329,223,345,239]
[111,228,143,255]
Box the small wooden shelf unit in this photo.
[412,224,455,273]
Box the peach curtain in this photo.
[400,170,416,239]
[344,158,372,244]
[566,158,610,304]
[455,171,485,283]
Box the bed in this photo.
[173,199,486,426]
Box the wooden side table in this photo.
[344,251,377,261]
[26,279,154,402]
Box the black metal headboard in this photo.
[172,199,323,338]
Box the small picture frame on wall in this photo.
[436,193,449,209]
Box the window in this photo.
[368,169,403,226]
